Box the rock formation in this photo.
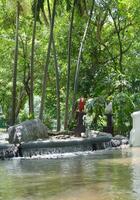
[8,119,48,143]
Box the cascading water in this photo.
[0,136,112,159]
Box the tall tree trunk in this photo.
[42,0,61,131]
[64,0,76,130]
[71,1,94,116]
[11,1,20,126]
[39,0,57,121]
[30,0,38,118]
[53,41,61,131]
[20,35,31,116]
[15,89,26,119]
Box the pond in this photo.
[0,148,140,200]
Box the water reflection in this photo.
[0,148,140,200]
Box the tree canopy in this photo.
[0,0,140,135]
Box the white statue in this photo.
[105,102,112,114]
[129,111,140,147]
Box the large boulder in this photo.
[8,119,48,144]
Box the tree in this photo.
[29,0,38,118]
[0,0,140,135]
[64,0,76,130]
[39,0,57,121]
[11,0,20,125]
[46,0,61,131]
[71,1,95,116]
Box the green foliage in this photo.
[0,0,139,134]
[19,111,33,122]
[113,92,134,135]
[85,97,105,130]
[131,93,140,111]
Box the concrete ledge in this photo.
[0,135,112,151]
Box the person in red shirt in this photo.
[78,97,85,112]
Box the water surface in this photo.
[0,148,140,200]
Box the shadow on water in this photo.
[0,148,140,200]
